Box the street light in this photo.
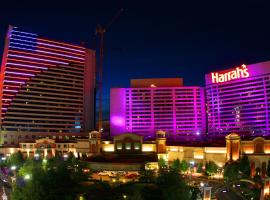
[34,153,39,160]
[24,174,30,180]
[200,182,204,187]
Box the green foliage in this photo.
[267,160,270,177]
[180,160,188,173]
[239,155,250,177]
[139,169,155,183]
[224,161,240,182]
[18,158,36,177]
[158,157,166,169]
[196,163,203,173]
[83,182,117,200]
[12,167,47,200]
[171,159,181,172]
[157,170,191,200]
[11,153,191,200]
[12,155,92,200]
[205,161,218,176]
[7,151,24,167]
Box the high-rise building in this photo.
[205,61,270,136]
[0,26,96,144]
[110,78,206,139]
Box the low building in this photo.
[0,131,269,175]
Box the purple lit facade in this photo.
[110,83,206,139]
[205,61,270,136]
[0,26,95,144]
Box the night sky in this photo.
[1,0,270,119]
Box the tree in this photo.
[12,156,89,200]
[267,160,270,177]
[7,151,24,168]
[157,170,191,200]
[18,158,36,177]
[180,160,188,173]
[197,163,203,173]
[139,169,155,183]
[158,157,166,169]
[205,161,218,176]
[224,161,240,182]
[171,159,181,172]
[12,166,47,200]
[239,155,250,177]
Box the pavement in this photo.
[216,189,244,200]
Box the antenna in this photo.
[95,8,124,133]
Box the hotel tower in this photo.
[205,61,270,136]
[110,78,206,139]
[0,26,96,144]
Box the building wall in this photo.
[205,61,270,136]
[167,146,227,167]
[0,26,95,144]
[110,86,206,138]
[130,78,183,88]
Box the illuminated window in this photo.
[134,143,140,150]
[116,143,122,150]
[125,143,131,150]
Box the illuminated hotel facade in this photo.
[110,78,206,139]
[206,61,270,136]
[0,26,96,144]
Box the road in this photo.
[216,189,244,200]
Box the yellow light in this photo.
[170,148,178,152]
[142,145,154,152]
[244,150,254,154]
[194,155,204,159]
[103,145,114,152]
[204,148,226,154]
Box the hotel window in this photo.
[125,143,131,150]
[116,143,122,150]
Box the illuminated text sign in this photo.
[211,64,249,83]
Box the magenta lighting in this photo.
[0,26,96,144]
[110,78,206,139]
[205,61,270,136]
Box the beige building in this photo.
[0,131,269,174]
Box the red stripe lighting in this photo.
[38,38,85,50]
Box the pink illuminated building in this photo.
[206,61,270,136]
[0,26,96,144]
[110,78,206,139]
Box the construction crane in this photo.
[95,8,124,133]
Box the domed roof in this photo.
[225,133,240,139]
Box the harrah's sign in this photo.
[211,64,250,84]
